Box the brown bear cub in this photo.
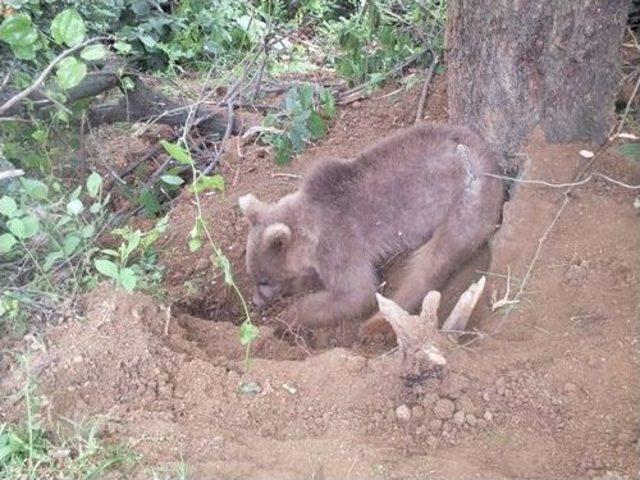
[238,123,503,330]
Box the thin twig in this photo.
[516,194,570,299]
[414,54,439,123]
[0,37,110,116]
[271,173,301,179]
[614,71,640,136]
[484,171,640,190]
[201,98,235,176]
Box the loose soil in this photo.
[3,76,639,479]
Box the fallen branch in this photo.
[0,169,25,181]
[414,54,439,123]
[0,36,110,116]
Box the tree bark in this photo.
[446,0,630,154]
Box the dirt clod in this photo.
[433,398,455,419]
[396,404,412,422]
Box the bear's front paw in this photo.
[358,312,397,346]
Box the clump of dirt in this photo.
[4,73,639,479]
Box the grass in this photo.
[0,372,136,479]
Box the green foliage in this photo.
[263,83,335,164]
[322,0,446,86]
[0,374,135,478]
[93,216,168,292]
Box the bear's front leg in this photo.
[280,283,376,329]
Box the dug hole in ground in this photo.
[9,79,640,479]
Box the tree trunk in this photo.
[446,0,630,154]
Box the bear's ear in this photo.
[262,222,291,251]
[238,194,265,225]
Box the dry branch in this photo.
[0,37,110,116]
[375,276,486,382]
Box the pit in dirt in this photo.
[17,80,640,478]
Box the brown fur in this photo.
[238,123,504,328]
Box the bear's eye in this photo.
[258,280,270,287]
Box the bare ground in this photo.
[2,76,639,479]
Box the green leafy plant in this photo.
[161,140,257,364]
[93,217,168,293]
[263,83,335,164]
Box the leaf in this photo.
[160,140,193,165]
[56,57,87,90]
[94,258,119,279]
[298,83,314,109]
[188,237,202,252]
[43,251,63,271]
[63,234,81,256]
[86,172,103,198]
[618,143,640,162]
[160,174,184,186]
[308,111,326,139]
[285,86,300,111]
[80,44,106,61]
[66,198,84,215]
[20,178,48,200]
[319,88,336,118]
[188,174,225,194]
[216,254,233,286]
[0,196,18,218]
[0,233,17,254]
[138,33,157,48]
[272,134,293,165]
[239,321,259,346]
[50,9,86,47]
[118,268,137,292]
[11,42,37,60]
[113,41,132,54]
[21,215,39,238]
[122,230,141,260]
[81,224,95,238]
[0,14,38,47]
[138,189,161,216]
[7,218,25,240]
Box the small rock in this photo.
[433,398,455,419]
[563,382,578,394]
[411,405,425,421]
[238,381,262,396]
[426,435,439,448]
[579,149,595,159]
[281,383,297,395]
[396,404,412,422]
[352,101,362,108]
[466,413,477,427]
[483,411,493,422]
[428,418,442,433]
[72,355,83,364]
[453,411,465,426]
[482,391,491,402]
